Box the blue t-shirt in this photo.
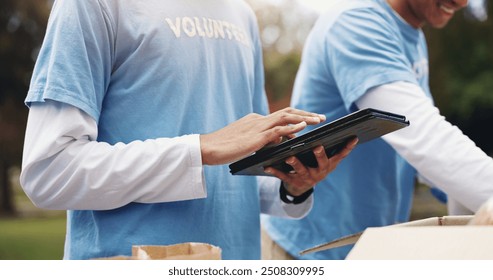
[262,0,430,259]
[26,0,268,260]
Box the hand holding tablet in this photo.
[229,108,410,176]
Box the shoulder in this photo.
[313,0,397,39]
[51,0,105,13]
[228,0,260,28]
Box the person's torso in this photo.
[263,0,427,259]
[27,0,267,260]
[98,0,264,143]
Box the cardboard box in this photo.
[96,242,222,260]
[299,215,493,260]
[132,243,221,260]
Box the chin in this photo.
[427,15,453,28]
[429,20,451,28]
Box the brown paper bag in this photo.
[132,242,222,260]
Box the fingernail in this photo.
[318,114,326,121]
[352,138,359,146]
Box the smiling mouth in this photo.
[439,4,455,14]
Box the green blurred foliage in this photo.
[264,52,301,102]
[0,0,51,216]
[0,0,50,103]
[247,0,317,109]
[0,217,65,259]
[427,6,493,117]
[426,3,493,154]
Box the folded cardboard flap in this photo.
[299,215,474,256]
[94,242,222,260]
[347,226,493,260]
[132,243,222,260]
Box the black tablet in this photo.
[228,108,409,176]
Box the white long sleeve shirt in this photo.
[356,81,493,212]
[20,100,312,218]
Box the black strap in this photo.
[279,182,314,204]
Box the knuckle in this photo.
[279,112,290,121]
[246,113,260,119]
[272,126,283,135]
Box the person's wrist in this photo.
[279,182,313,204]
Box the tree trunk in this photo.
[0,160,16,217]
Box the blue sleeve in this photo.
[326,8,418,109]
[26,0,114,121]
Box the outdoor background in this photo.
[1,0,491,260]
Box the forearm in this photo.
[356,81,493,212]
[20,101,206,210]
